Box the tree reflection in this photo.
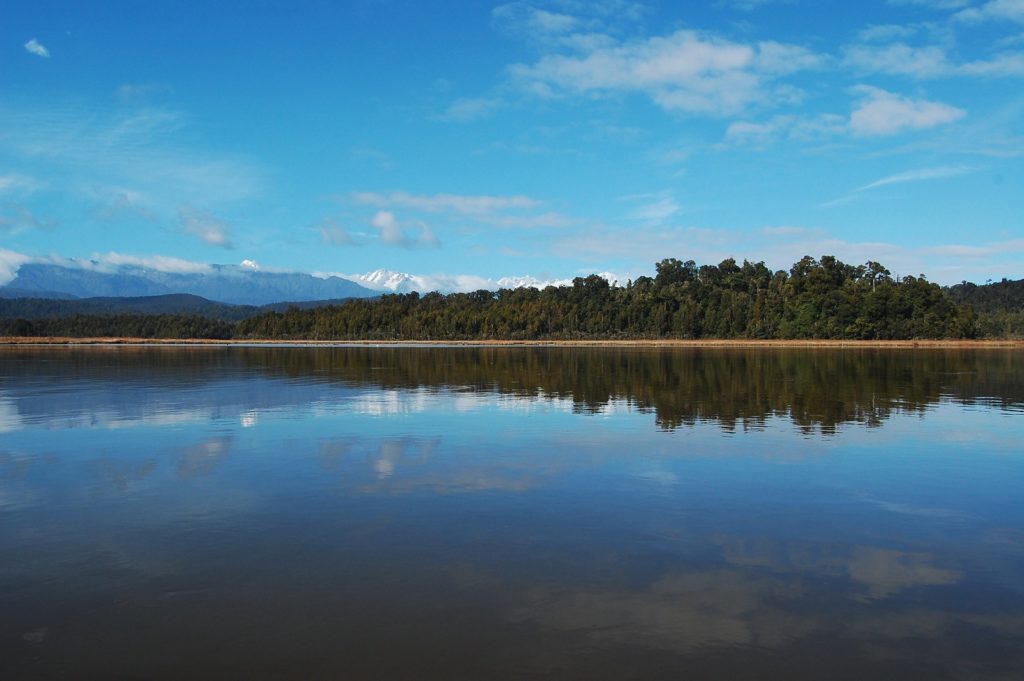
[1,346,1021,434]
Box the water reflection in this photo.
[1,345,1022,433]
[0,346,1022,679]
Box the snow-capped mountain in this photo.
[348,269,426,294]
[343,269,619,294]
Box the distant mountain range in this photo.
[0,261,594,304]
[2,262,377,306]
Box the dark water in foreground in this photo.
[2,346,1023,680]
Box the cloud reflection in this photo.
[715,535,963,600]
[176,436,233,480]
[315,435,556,494]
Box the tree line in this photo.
[235,256,979,340]
[2,256,1020,340]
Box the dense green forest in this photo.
[0,293,359,321]
[0,313,235,339]
[1,256,1021,340]
[946,278,1024,339]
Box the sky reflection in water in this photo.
[1,346,1023,680]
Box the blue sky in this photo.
[2,0,1023,289]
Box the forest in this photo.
[1,256,1021,340]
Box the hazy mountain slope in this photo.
[3,263,377,306]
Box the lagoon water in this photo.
[2,346,1023,680]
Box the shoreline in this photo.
[1,336,1021,348]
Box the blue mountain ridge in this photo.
[2,263,377,306]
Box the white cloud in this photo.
[88,252,213,275]
[24,38,49,58]
[371,210,402,245]
[440,96,503,122]
[849,86,965,136]
[506,29,825,116]
[0,249,32,285]
[492,3,583,37]
[369,210,440,249]
[178,205,233,248]
[955,0,1024,24]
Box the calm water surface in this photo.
[2,346,1023,680]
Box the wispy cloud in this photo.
[93,188,157,223]
[0,106,264,213]
[350,190,571,232]
[821,165,977,208]
[724,113,848,146]
[178,205,232,248]
[843,42,1024,78]
[492,3,586,41]
[888,0,970,9]
[849,86,965,136]
[0,173,43,195]
[857,24,919,42]
[725,86,964,146]
[623,193,682,223]
[353,191,540,215]
[0,204,57,233]
[116,82,172,102]
[88,251,213,275]
[717,0,795,10]
[24,38,49,58]
[955,0,1024,24]
[856,164,976,191]
[439,96,504,122]
[0,248,218,285]
[318,217,358,246]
